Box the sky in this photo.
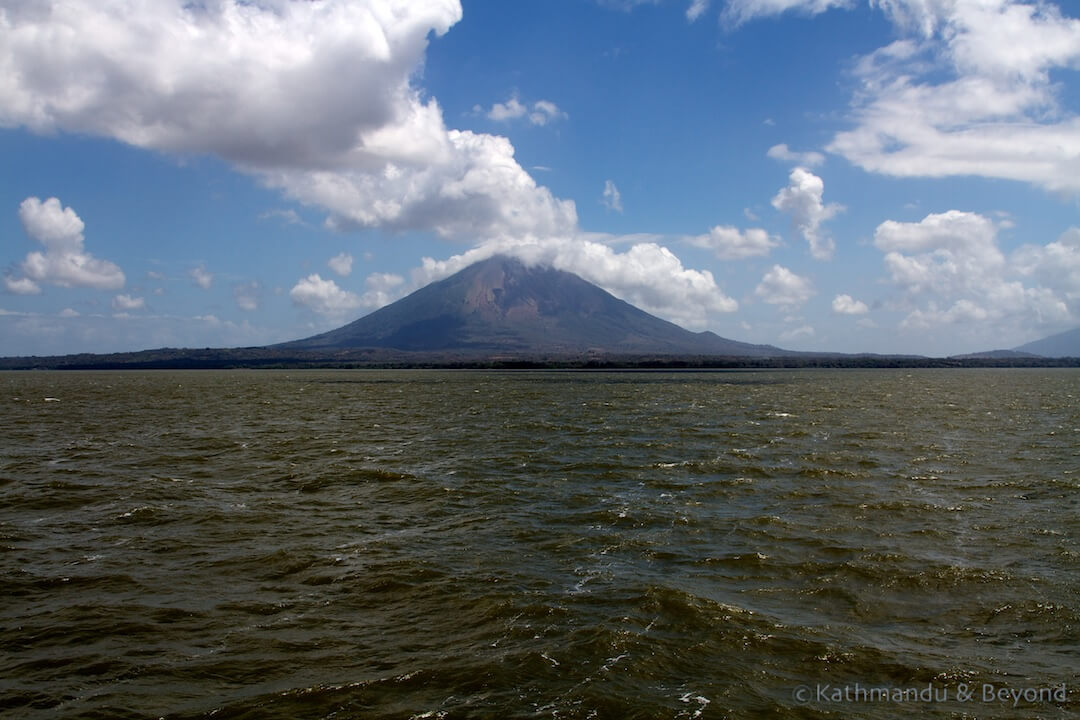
[1,0,1079,357]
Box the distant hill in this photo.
[279,255,788,356]
[1012,327,1080,358]
[951,349,1041,360]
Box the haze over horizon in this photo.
[2,0,1079,357]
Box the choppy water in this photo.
[1,369,1077,719]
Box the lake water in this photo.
[1,369,1077,718]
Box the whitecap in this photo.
[679,693,711,719]
[599,653,629,672]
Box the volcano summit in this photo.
[280,255,783,356]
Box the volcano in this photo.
[279,255,786,356]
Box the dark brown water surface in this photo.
[1,369,1077,718]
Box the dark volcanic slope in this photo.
[280,255,785,356]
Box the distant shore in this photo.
[2,347,1078,370]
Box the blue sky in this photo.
[2,0,1078,357]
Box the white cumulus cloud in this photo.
[289,274,364,317]
[755,265,815,308]
[1012,228,1080,305]
[112,294,145,311]
[189,266,213,290]
[832,294,869,314]
[284,129,579,240]
[688,225,779,260]
[529,100,567,126]
[289,271,403,316]
[0,1,577,243]
[0,1,461,168]
[725,1,1080,195]
[873,210,1076,336]
[486,96,528,122]
[771,167,843,260]
[482,95,567,126]
[829,0,1080,194]
[4,276,41,295]
[7,197,125,292]
[328,252,354,277]
[358,272,406,310]
[875,211,1004,296]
